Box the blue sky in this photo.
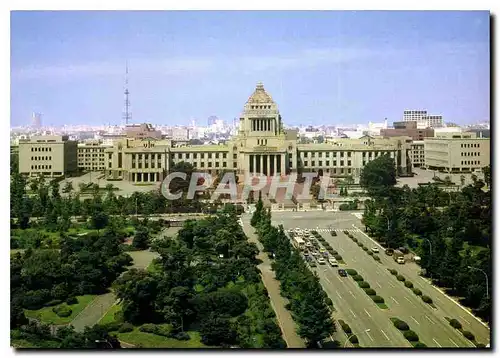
[11,11,490,127]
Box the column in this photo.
[249,155,254,174]
[280,154,285,175]
[267,155,271,176]
[260,155,264,175]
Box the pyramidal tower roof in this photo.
[246,82,274,104]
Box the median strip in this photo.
[345,269,388,309]
[445,317,485,347]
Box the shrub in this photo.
[414,342,427,348]
[349,335,359,344]
[364,288,376,296]
[352,275,364,281]
[65,297,78,305]
[393,319,410,331]
[449,319,462,330]
[362,247,368,251]
[139,323,158,334]
[45,299,63,307]
[403,330,419,342]
[118,322,134,333]
[331,250,338,255]
[412,288,422,296]
[357,242,363,247]
[389,269,398,275]
[103,321,123,332]
[358,281,370,288]
[325,298,333,307]
[373,255,381,261]
[52,305,72,318]
[476,343,486,348]
[371,296,384,303]
[352,238,358,243]
[421,295,433,304]
[175,332,191,341]
[334,255,343,261]
[346,269,358,276]
[367,251,374,256]
[404,281,414,288]
[462,331,475,341]
[396,275,406,281]
[338,320,352,334]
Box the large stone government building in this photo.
[18,83,489,180]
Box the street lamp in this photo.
[423,238,433,279]
[95,339,113,348]
[343,329,370,347]
[467,266,489,299]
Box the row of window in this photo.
[257,139,268,146]
[131,154,163,161]
[173,152,232,160]
[303,160,352,167]
[31,165,52,170]
[31,156,52,161]
[132,162,162,169]
[31,147,52,152]
[461,161,481,166]
[78,148,105,152]
[250,105,271,109]
[461,152,480,157]
[461,143,480,148]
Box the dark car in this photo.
[310,261,317,268]
[338,269,347,277]
[385,248,394,256]
[330,231,337,236]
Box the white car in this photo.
[329,258,338,267]
[397,257,405,264]
[371,247,379,253]
[317,257,326,265]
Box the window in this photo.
[208,153,212,159]
[201,153,204,159]
[347,160,351,166]
[215,153,219,159]
[333,161,337,166]
[215,162,219,167]
[326,161,330,166]
[340,152,344,158]
[340,160,344,166]
[233,153,237,159]
[223,153,227,159]
[325,152,330,157]
[208,162,212,168]
[304,161,308,166]
[311,161,315,167]
[319,161,322,166]
[233,162,237,168]
[333,152,337,157]
[311,152,315,158]
[200,162,205,168]
[318,152,322,158]
[186,153,190,159]
[193,153,197,159]
[158,154,162,160]
[347,152,351,157]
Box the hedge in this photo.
[362,247,369,251]
[349,335,359,344]
[352,275,364,281]
[334,254,343,261]
[352,238,358,243]
[403,330,419,342]
[338,320,352,334]
[463,331,475,341]
[52,304,72,318]
[371,296,385,303]
[449,319,462,330]
[325,298,333,307]
[102,321,122,332]
[404,281,414,288]
[421,295,433,304]
[373,255,381,261]
[414,342,427,348]
[412,288,422,296]
[118,322,134,333]
[393,319,410,331]
[367,251,374,256]
[396,275,406,281]
[65,296,78,305]
[358,281,370,288]
[364,288,376,296]
[476,343,486,348]
[357,242,363,247]
[346,269,358,276]
[389,269,398,275]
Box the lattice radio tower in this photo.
[123,62,132,125]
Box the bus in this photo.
[293,236,306,251]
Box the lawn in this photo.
[25,295,96,325]
[98,303,122,325]
[117,328,210,348]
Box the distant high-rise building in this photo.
[208,116,218,126]
[32,112,42,128]
[403,110,443,128]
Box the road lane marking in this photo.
[366,331,374,342]
[364,309,371,318]
[352,224,384,249]
[325,277,331,284]
[349,309,357,318]
[460,316,470,325]
[349,290,356,298]
[410,316,420,325]
[425,315,435,324]
[337,292,342,299]
[449,338,459,347]
[433,338,442,347]
[405,297,415,306]
[375,281,382,288]
[381,329,390,340]
[337,247,344,253]
[352,258,356,262]
[388,282,396,288]
[391,297,399,304]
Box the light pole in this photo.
[343,329,370,347]
[95,339,113,348]
[467,266,489,299]
[423,238,433,279]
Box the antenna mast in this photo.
[123,61,132,125]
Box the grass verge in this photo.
[25,295,96,325]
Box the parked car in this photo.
[322,251,329,258]
[312,251,320,257]
[338,269,347,277]
[310,261,317,268]
[371,247,379,253]
[398,247,410,254]
[317,257,326,265]
[396,257,405,264]
[330,231,337,236]
[385,248,394,256]
[319,248,327,254]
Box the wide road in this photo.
[271,211,490,348]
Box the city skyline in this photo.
[11,11,490,127]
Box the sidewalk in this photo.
[241,216,305,348]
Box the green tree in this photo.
[359,154,397,197]
[199,314,237,347]
[91,211,109,234]
[132,226,150,250]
